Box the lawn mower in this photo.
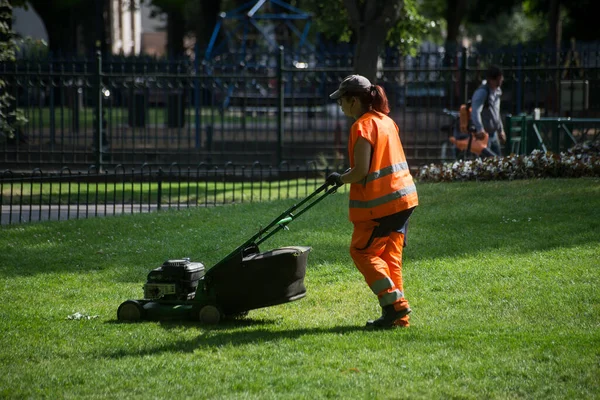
[117,181,339,324]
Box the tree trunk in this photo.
[90,0,109,55]
[444,0,467,54]
[352,27,387,82]
[547,0,562,114]
[167,9,186,58]
[444,0,468,105]
[548,0,562,54]
[29,1,77,55]
[343,0,403,83]
[194,0,222,49]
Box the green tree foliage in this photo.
[302,0,436,55]
[417,0,593,51]
[0,0,26,143]
[0,0,16,141]
[0,2,13,62]
[386,0,440,54]
[467,0,595,48]
[301,0,435,80]
[466,5,547,47]
[298,0,352,42]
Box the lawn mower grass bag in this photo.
[205,244,311,315]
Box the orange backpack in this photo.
[459,103,471,134]
[458,85,490,134]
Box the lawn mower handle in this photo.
[214,181,339,266]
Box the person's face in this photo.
[490,75,504,90]
[338,96,357,118]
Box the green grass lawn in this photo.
[1,178,599,399]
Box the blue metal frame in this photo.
[204,0,314,62]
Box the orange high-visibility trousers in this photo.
[350,219,410,326]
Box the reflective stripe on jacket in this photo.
[348,111,418,222]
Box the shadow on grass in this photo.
[106,316,276,329]
[102,321,373,359]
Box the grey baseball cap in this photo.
[329,75,372,99]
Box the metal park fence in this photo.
[505,117,600,155]
[1,43,600,171]
[3,114,598,226]
[0,162,341,225]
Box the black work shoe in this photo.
[366,305,411,329]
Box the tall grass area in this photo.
[1,178,598,399]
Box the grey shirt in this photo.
[471,82,503,135]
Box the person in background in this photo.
[471,65,506,156]
[326,75,418,329]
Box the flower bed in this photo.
[417,140,600,182]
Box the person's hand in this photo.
[474,130,486,140]
[499,131,507,144]
[326,172,344,187]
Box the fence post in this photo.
[49,62,55,148]
[460,46,468,104]
[520,115,528,154]
[157,168,163,211]
[277,46,284,165]
[504,115,512,155]
[194,42,201,149]
[95,50,103,172]
[516,43,523,114]
[552,121,560,153]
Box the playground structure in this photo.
[201,0,325,111]
[204,0,316,66]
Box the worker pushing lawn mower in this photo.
[117,76,418,329]
[326,75,418,329]
[117,181,339,325]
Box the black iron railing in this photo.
[1,45,599,171]
[0,162,343,225]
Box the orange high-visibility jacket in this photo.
[348,111,418,222]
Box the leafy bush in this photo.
[0,0,17,143]
[417,140,600,182]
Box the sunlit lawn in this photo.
[1,178,598,399]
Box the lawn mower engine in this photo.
[144,258,205,301]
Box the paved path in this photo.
[1,204,164,225]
